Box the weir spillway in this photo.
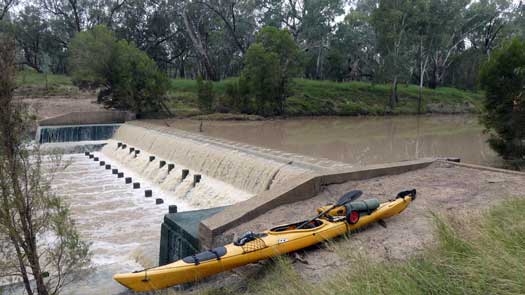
[104,122,353,196]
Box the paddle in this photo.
[297,190,363,229]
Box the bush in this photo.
[69,25,169,113]
[479,38,525,166]
[196,76,214,113]
[224,79,252,113]
[241,27,302,116]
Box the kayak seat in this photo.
[182,246,227,265]
[271,219,323,232]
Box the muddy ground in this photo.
[18,94,104,120]
[185,161,525,292]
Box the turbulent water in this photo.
[101,140,254,207]
[37,124,121,143]
[108,124,311,194]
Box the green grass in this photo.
[16,69,73,87]
[201,198,525,295]
[168,78,484,117]
[14,70,483,116]
[15,69,79,97]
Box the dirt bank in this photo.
[185,161,525,292]
[18,94,105,120]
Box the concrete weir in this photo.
[97,122,442,263]
[199,158,435,248]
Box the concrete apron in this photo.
[199,158,437,248]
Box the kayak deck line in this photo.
[114,191,416,292]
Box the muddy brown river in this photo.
[159,115,499,167]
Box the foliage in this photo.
[203,198,525,295]
[69,25,169,113]
[165,77,483,117]
[196,76,215,113]
[479,38,525,165]
[0,34,90,295]
[241,27,302,116]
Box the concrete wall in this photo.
[39,111,135,126]
[199,158,436,248]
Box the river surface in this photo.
[163,115,498,167]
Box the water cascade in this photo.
[103,124,310,195]
[102,140,254,208]
[37,124,121,143]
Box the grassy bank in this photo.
[167,78,484,117]
[15,70,79,97]
[15,70,483,117]
[203,198,525,295]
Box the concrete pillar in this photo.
[169,205,178,213]
[99,161,105,166]
[133,182,140,189]
[117,142,122,148]
[129,147,135,154]
[145,190,152,197]
[159,161,166,168]
[105,164,111,170]
[121,144,127,149]
[125,177,132,184]
[117,172,124,178]
[134,150,140,156]
[193,174,202,187]
[89,154,94,159]
[84,152,90,156]
[168,164,175,173]
[149,156,156,162]
[181,169,189,180]
[112,169,118,175]
[93,157,99,161]
[156,198,164,205]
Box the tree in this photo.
[0,0,17,21]
[241,27,302,115]
[372,0,414,110]
[14,5,51,72]
[479,38,525,166]
[326,2,378,82]
[196,75,214,113]
[0,34,90,295]
[68,25,169,113]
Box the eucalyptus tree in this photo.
[325,2,378,82]
[13,5,51,72]
[372,0,417,110]
[1,0,17,21]
[0,34,91,295]
[302,0,344,79]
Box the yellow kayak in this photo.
[114,190,416,292]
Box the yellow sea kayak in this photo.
[114,190,415,292]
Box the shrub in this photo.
[241,27,302,116]
[69,25,169,114]
[196,76,214,113]
[479,38,525,166]
[224,79,252,113]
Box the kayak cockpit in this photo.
[269,219,325,233]
[182,246,228,265]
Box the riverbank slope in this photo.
[16,70,483,118]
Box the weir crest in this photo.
[102,123,341,195]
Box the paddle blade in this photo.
[336,190,363,206]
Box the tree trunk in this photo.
[182,9,218,81]
[418,80,423,114]
[390,76,398,110]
